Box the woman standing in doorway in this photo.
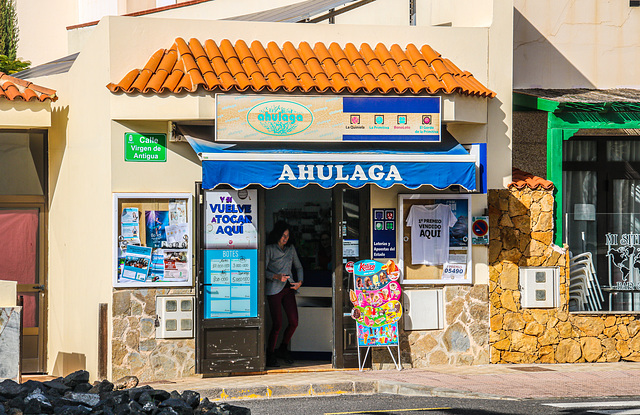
[265,221,303,367]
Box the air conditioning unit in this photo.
[156,296,194,339]
[519,267,559,308]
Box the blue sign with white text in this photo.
[373,208,396,259]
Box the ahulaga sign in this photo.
[216,94,441,142]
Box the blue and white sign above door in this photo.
[215,95,441,142]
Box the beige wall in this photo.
[0,281,17,307]
[515,0,640,89]
[0,101,51,129]
[31,2,512,378]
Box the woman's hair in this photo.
[267,220,292,246]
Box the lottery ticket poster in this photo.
[203,249,258,319]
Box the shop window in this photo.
[564,137,640,312]
[113,193,192,287]
[398,194,472,285]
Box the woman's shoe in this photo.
[276,345,294,364]
[266,352,279,367]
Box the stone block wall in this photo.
[112,288,196,382]
[489,187,640,364]
[0,307,21,381]
[374,284,490,368]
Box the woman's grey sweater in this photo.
[265,243,303,296]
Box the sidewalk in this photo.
[145,361,640,401]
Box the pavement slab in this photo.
[140,361,640,401]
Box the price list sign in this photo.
[204,249,258,318]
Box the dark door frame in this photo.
[195,183,265,374]
[332,185,370,368]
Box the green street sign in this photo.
[124,133,167,162]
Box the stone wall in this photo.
[374,284,490,368]
[489,187,640,363]
[112,288,196,382]
[0,307,21,381]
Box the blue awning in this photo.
[178,125,480,191]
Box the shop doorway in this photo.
[264,185,370,369]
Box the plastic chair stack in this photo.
[569,252,604,311]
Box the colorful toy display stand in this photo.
[350,259,402,371]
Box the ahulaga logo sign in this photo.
[247,100,313,136]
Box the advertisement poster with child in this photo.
[350,259,402,347]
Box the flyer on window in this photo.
[163,249,189,281]
[122,245,153,282]
[121,208,140,243]
[145,210,169,248]
[149,249,165,281]
[169,200,187,225]
[165,223,189,248]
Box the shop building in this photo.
[5,1,513,381]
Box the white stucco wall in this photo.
[31,1,511,378]
[514,0,640,89]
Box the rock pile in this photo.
[0,370,250,414]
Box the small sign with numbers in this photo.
[442,263,467,280]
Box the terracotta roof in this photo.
[0,72,58,102]
[509,168,554,190]
[107,38,496,96]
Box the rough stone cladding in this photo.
[373,284,490,368]
[112,288,195,382]
[489,187,640,364]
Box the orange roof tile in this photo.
[0,72,57,102]
[509,168,554,191]
[107,38,496,97]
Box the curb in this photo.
[194,379,513,401]
[376,380,516,400]
[196,380,378,401]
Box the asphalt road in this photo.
[230,393,640,415]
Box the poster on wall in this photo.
[203,249,258,318]
[114,193,192,288]
[121,245,153,282]
[145,210,169,248]
[349,259,402,370]
[372,208,396,259]
[204,189,258,249]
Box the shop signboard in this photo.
[204,189,258,249]
[203,249,258,319]
[124,133,166,162]
[203,160,476,192]
[372,208,396,259]
[216,95,440,142]
[350,259,402,370]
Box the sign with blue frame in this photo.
[372,208,396,259]
[216,95,441,142]
[204,249,258,319]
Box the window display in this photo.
[399,194,472,285]
[113,193,192,287]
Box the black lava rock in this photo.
[1,374,249,414]
[62,371,90,389]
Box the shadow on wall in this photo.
[48,105,69,201]
[52,352,86,377]
[514,9,594,89]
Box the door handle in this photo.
[32,285,45,291]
